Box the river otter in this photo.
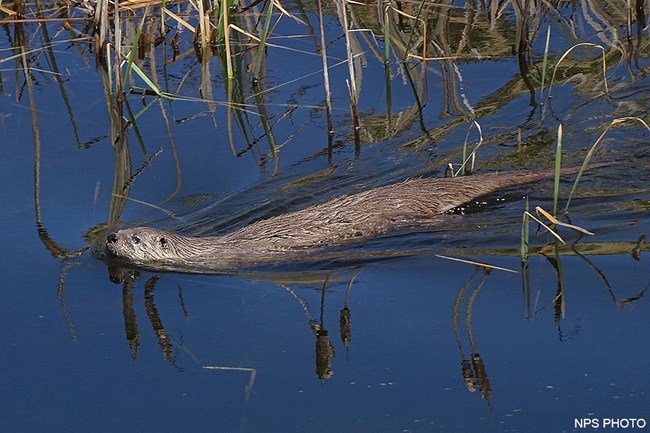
[103,168,580,271]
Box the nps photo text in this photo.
[575,419,647,429]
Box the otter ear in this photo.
[159,237,168,250]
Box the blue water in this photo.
[1,2,648,432]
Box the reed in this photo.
[3,0,641,193]
[455,121,483,176]
[552,124,562,217]
[160,0,167,36]
[383,6,390,66]
[520,195,531,319]
[336,0,361,149]
[93,0,108,59]
[520,196,529,262]
[252,0,274,82]
[195,0,210,57]
[122,9,146,88]
[221,0,233,80]
[383,5,392,129]
[317,0,333,138]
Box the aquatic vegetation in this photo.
[2,0,647,268]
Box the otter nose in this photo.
[107,232,118,244]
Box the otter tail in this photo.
[428,165,598,214]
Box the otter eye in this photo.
[159,237,168,248]
[132,235,141,244]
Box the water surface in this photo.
[0,1,648,432]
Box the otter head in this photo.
[105,227,178,263]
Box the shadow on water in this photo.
[1,0,649,431]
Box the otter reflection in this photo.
[105,264,356,381]
[280,272,358,381]
[94,243,647,390]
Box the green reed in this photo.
[252,0,274,82]
[553,124,562,217]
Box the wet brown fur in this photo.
[104,169,567,270]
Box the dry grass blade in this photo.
[454,120,483,176]
[163,8,196,32]
[434,254,518,273]
[222,0,233,80]
[110,195,180,220]
[523,211,566,245]
[271,0,305,25]
[406,54,459,61]
[535,207,594,236]
[548,43,609,99]
[120,0,168,10]
[230,24,261,42]
[385,4,418,20]
[0,5,17,15]
[94,0,109,58]
[196,0,210,55]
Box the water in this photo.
[1,1,648,432]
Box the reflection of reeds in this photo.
[552,242,567,327]
[39,18,82,146]
[144,275,175,363]
[540,25,551,102]
[13,19,89,258]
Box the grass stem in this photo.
[521,196,529,262]
[553,124,562,217]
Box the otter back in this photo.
[102,168,572,271]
